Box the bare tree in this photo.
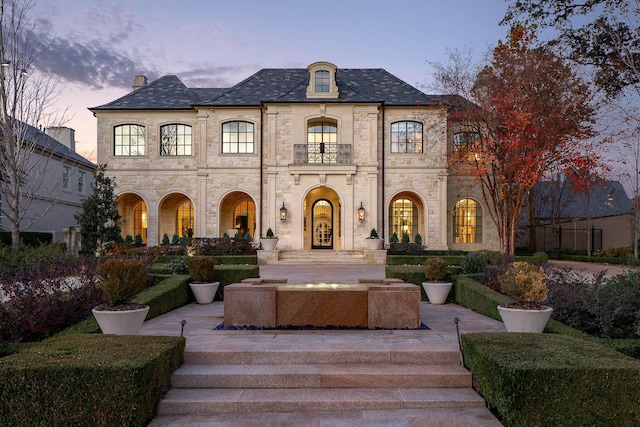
[616,131,640,259]
[0,0,65,252]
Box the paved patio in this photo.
[140,263,507,425]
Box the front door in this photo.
[312,199,333,249]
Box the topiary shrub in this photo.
[498,261,547,309]
[188,256,216,283]
[424,257,448,282]
[531,251,549,265]
[97,258,148,305]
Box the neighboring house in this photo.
[0,125,96,252]
[90,61,498,252]
[518,180,634,253]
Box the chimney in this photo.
[132,75,148,90]
[46,127,75,152]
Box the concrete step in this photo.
[172,363,471,389]
[151,406,503,426]
[157,387,486,416]
[277,250,366,264]
[184,344,461,365]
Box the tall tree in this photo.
[0,0,64,252]
[503,0,640,99]
[449,26,599,255]
[74,165,121,256]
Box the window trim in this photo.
[222,120,255,154]
[390,120,423,154]
[77,170,85,193]
[114,124,146,156]
[160,123,193,156]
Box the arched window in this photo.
[307,121,337,163]
[389,198,419,242]
[114,124,145,156]
[233,200,256,239]
[176,201,194,238]
[222,121,254,153]
[161,124,192,156]
[391,121,423,153]
[133,201,148,243]
[453,199,482,243]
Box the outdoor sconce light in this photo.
[280,202,287,222]
[358,202,365,223]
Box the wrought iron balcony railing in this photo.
[293,143,352,165]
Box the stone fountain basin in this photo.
[224,279,420,329]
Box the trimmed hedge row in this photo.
[214,264,260,300]
[559,254,639,265]
[0,334,185,427]
[445,274,640,425]
[462,333,640,427]
[0,231,53,247]
[155,255,258,265]
[386,255,463,265]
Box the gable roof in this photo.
[90,67,454,111]
[1,121,95,169]
[529,180,633,221]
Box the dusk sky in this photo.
[35,0,513,160]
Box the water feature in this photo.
[224,279,421,329]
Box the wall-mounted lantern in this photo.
[358,202,365,223]
[280,202,287,222]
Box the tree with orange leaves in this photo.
[449,26,600,255]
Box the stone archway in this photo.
[220,192,256,239]
[117,193,147,243]
[158,193,194,241]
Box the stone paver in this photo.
[140,264,505,426]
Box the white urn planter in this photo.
[92,305,150,335]
[189,281,220,304]
[497,305,553,333]
[365,238,384,250]
[422,282,453,305]
[260,238,278,250]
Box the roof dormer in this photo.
[306,61,339,99]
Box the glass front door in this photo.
[312,199,333,249]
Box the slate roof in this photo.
[90,68,452,111]
[1,121,95,168]
[525,180,633,222]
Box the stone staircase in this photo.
[153,334,501,426]
[277,250,367,264]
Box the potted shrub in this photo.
[92,258,150,335]
[421,257,452,304]
[497,261,552,333]
[188,256,219,304]
[161,233,170,245]
[365,228,384,250]
[260,227,279,251]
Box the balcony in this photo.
[294,143,352,165]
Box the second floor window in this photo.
[114,124,145,156]
[161,124,192,156]
[307,121,338,164]
[222,121,254,153]
[62,166,70,190]
[391,121,423,153]
[77,171,85,193]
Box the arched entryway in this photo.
[304,188,341,250]
[117,193,148,243]
[158,193,194,240]
[220,192,256,239]
[388,191,424,243]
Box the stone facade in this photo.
[92,62,499,251]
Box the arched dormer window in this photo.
[306,61,339,99]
